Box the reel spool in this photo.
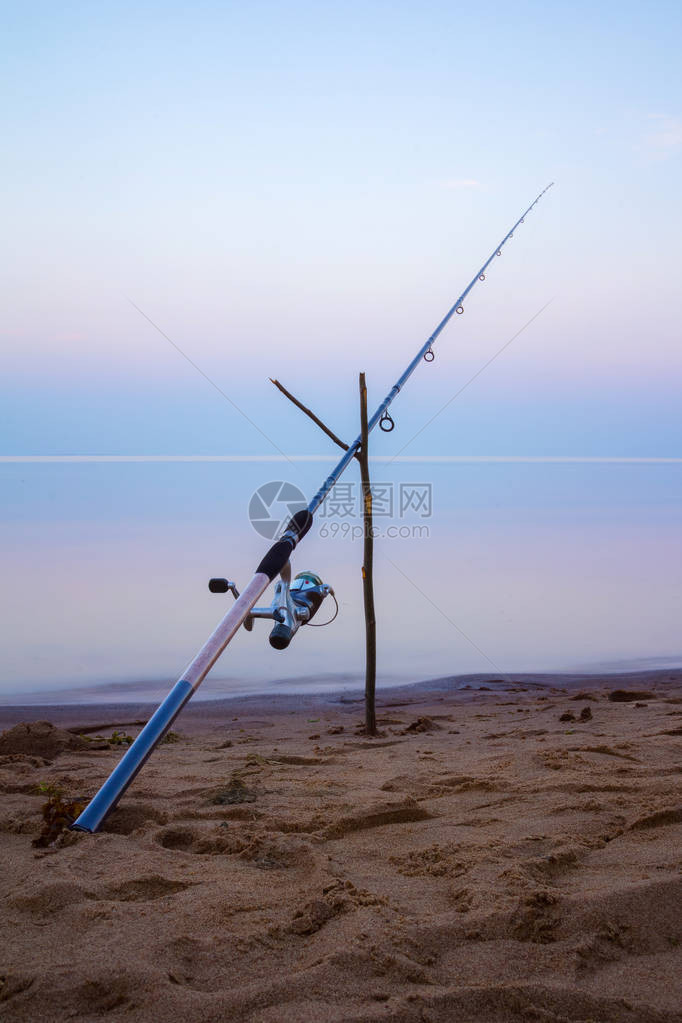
[209,569,336,650]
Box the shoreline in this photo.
[1,667,680,733]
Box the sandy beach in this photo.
[1,669,681,1022]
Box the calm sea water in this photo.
[1,460,680,704]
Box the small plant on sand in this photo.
[36,781,63,798]
[162,731,180,744]
[245,753,269,767]
[109,731,134,746]
[33,782,86,847]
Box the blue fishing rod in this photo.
[72,182,554,833]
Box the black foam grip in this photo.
[256,510,314,581]
[285,509,313,542]
[256,539,294,581]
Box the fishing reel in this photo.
[209,565,336,650]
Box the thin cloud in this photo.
[3,455,680,465]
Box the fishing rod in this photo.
[72,182,554,833]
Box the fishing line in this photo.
[306,592,339,627]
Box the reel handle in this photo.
[208,579,239,597]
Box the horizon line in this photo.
[1,454,681,465]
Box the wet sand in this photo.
[1,670,681,1021]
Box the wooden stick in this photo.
[270,378,356,456]
[359,372,377,736]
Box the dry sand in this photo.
[1,670,681,1022]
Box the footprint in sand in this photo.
[103,875,194,902]
[99,802,169,835]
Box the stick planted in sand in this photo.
[359,373,377,736]
[269,374,378,734]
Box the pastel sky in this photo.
[1,1,680,698]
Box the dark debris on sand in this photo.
[0,722,88,761]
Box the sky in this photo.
[1,1,681,699]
